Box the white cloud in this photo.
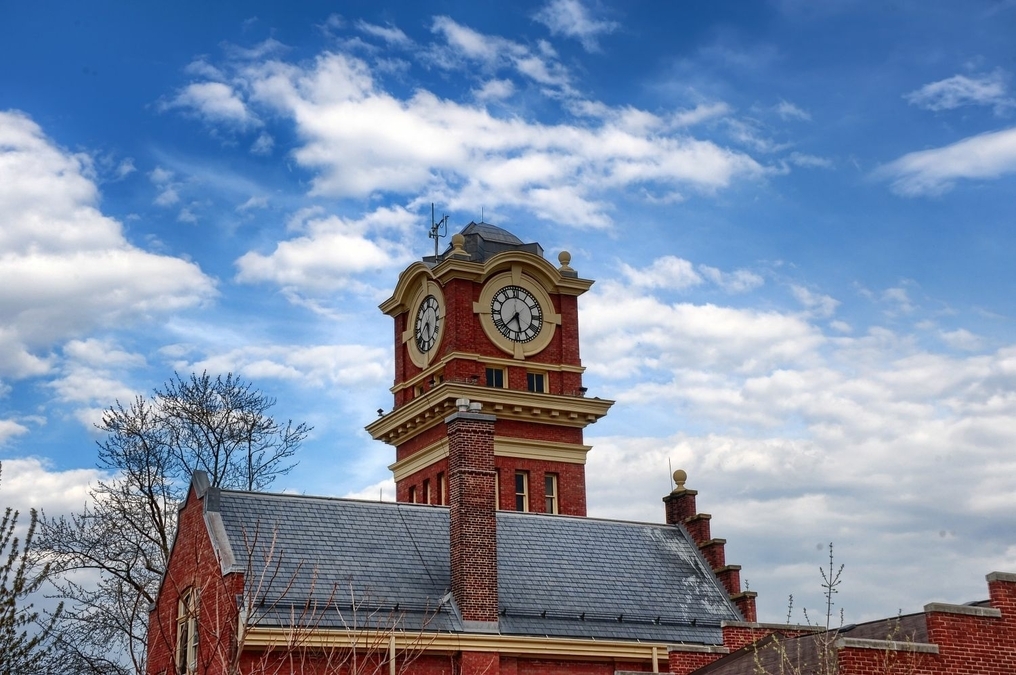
[533,0,619,52]
[115,158,136,179]
[250,132,274,155]
[234,205,416,292]
[176,343,390,389]
[236,49,761,229]
[0,457,105,517]
[775,100,811,121]
[787,152,833,169]
[620,256,702,289]
[700,265,765,293]
[0,110,216,379]
[0,419,29,445]
[237,195,269,212]
[905,72,1012,112]
[166,81,261,129]
[355,20,412,47]
[940,328,982,351]
[575,273,1016,619]
[474,78,515,101]
[791,284,840,317]
[880,127,1016,196]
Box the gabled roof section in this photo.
[208,488,739,642]
[498,512,739,644]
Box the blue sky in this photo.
[2,0,1016,624]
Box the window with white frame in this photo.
[545,474,559,514]
[514,471,529,512]
[176,588,198,675]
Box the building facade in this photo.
[146,224,1014,675]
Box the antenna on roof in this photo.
[428,203,449,257]
[668,457,673,491]
[480,206,484,223]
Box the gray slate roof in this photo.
[206,487,739,644]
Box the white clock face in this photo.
[491,285,542,343]
[414,295,440,352]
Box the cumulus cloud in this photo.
[233,48,761,229]
[173,343,390,389]
[0,419,29,445]
[0,111,216,379]
[620,256,702,289]
[905,72,1013,112]
[699,265,765,293]
[879,127,1016,196]
[165,81,261,129]
[532,0,619,52]
[0,457,105,517]
[578,275,1016,619]
[234,206,416,293]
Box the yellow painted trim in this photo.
[366,382,614,446]
[493,437,590,464]
[389,440,449,481]
[389,437,591,481]
[243,627,675,663]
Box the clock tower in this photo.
[366,222,612,516]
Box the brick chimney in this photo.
[446,398,499,630]
[664,470,757,622]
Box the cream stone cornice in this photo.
[366,381,613,446]
[243,626,677,663]
[388,436,591,481]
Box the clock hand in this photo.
[509,312,522,329]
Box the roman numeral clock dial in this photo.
[414,295,440,352]
[491,285,542,343]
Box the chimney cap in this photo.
[672,469,688,492]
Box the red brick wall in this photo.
[447,412,499,624]
[921,581,1016,675]
[668,649,724,675]
[146,483,245,675]
[835,646,938,675]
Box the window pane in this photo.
[485,368,504,388]
[526,372,545,392]
[514,472,528,512]
[545,474,558,514]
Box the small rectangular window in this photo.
[514,471,529,512]
[494,471,500,510]
[485,367,505,388]
[437,472,446,505]
[176,589,198,675]
[545,474,559,514]
[526,372,546,393]
[408,485,417,503]
[423,479,431,505]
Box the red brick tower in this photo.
[366,223,613,516]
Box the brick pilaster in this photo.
[447,407,499,626]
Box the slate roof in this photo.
[430,222,545,263]
[206,487,740,644]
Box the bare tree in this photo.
[0,462,62,675]
[37,373,309,675]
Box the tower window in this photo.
[485,367,506,388]
[514,471,529,512]
[176,588,198,675]
[408,485,417,503]
[423,479,431,505]
[494,471,500,510]
[545,474,559,514]
[526,372,546,393]
[437,472,447,505]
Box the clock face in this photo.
[414,295,440,352]
[491,285,542,343]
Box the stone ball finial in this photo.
[452,233,465,250]
[558,250,574,273]
[673,469,687,491]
